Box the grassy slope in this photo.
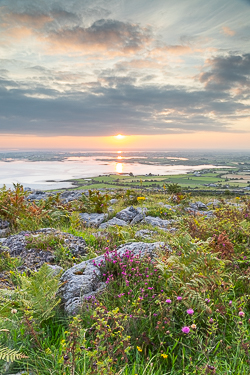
[0,187,250,374]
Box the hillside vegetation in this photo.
[0,184,250,374]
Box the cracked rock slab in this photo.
[59,241,166,314]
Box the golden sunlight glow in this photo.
[115,163,123,173]
[1,132,250,150]
[115,134,125,140]
[117,155,122,159]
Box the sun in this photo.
[115,134,125,140]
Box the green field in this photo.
[68,168,250,191]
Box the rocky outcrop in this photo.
[27,190,49,201]
[0,228,87,271]
[79,213,107,228]
[59,241,166,314]
[0,218,10,238]
[115,206,140,223]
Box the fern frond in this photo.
[16,264,61,323]
[0,346,27,362]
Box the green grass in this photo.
[0,185,250,374]
[66,168,250,191]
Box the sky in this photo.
[0,0,250,150]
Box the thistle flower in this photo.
[187,308,194,315]
[165,299,172,304]
[239,311,245,317]
[182,326,190,334]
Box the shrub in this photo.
[166,183,182,194]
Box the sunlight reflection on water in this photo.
[115,163,123,173]
[0,156,227,190]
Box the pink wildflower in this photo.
[182,326,190,334]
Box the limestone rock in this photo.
[135,229,157,239]
[189,201,208,211]
[0,228,87,271]
[59,241,165,314]
[207,199,221,208]
[130,213,144,225]
[0,219,10,237]
[137,207,148,215]
[116,206,139,223]
[109,198,118,205]
[0,228,9,237]
[143,216,176,229]
[0,218,10,229]
[99,217,128,229]
[79,213,107,228]
[47,264,64,276]
[27,190,48,201]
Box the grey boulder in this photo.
[137,207,148,215]
[130,213,144,225]
[79,213,107,228]
[0,219,10,237]
[189,201,208,211]
[109,198,118,205]
[116,206,139,223]
[99,217,128,229]
[143,216,176,229]
[0,228,9,237]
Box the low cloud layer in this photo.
[0,70,249,136]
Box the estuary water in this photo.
[0,155,223,190]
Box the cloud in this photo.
[221,26,235,37]
[1,4,153,56]
[47,19,152,54]
[150,45,192,56]
[199,53,250,92]
[0,0,249,141]
[4,11,52,29]
[0,73,249,137]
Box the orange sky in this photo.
[1,132,249,150]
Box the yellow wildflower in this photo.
[137,346,142,352]
[161,353,168,359]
